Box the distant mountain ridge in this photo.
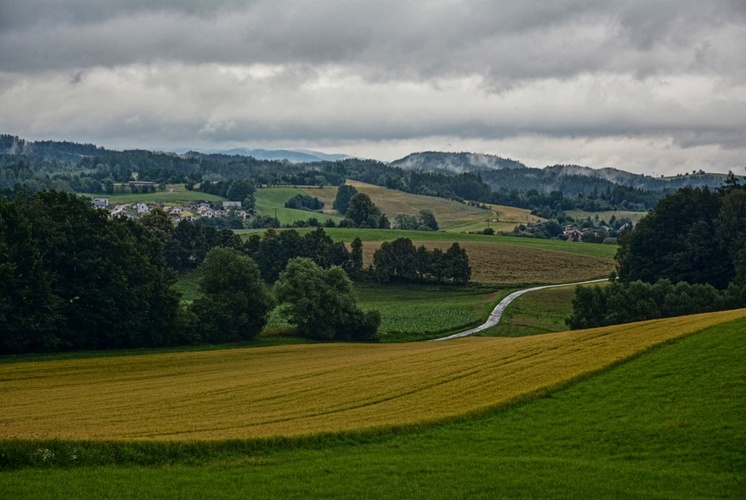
[390,151,526,173]
[387,151,726,193]
[192,148,351,163]
[0,134,731,195]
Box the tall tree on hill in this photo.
[346,236,364,279]
[332,184,358,215]
[345,193,381,228]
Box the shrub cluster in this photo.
[566,279,746,329]
[284,193,324,211]
[373,238,471,284]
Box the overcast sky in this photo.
[1,1,745,175]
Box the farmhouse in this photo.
[133,202,150,214]
[564,226,583,241]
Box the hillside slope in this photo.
[2,309,743,441]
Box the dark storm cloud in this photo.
[1,1,745,174]
[3,1,743,80]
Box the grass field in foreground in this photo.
[2,314,744,498]
[1,309,744,442]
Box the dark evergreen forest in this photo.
[567,176,746,328]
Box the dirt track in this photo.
[432,279,608,341]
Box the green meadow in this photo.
[80,185,226,205]
[254,187,345,225]
[356,284,506,341]
[2,316,743,498]
[484,282,610,338]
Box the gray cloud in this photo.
[1,1,745,175]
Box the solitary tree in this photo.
[332,184,358,215]
[419,209,439,231]
[274,258,379,341]
[345,193,381,228]
[190,247,274,343]
[346,236,364,279]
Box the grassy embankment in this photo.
[567,209,648,224]
[1,312,744,498]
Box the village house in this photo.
[92,197,109,208]
[564,225,584,241]
[196,205,215,218]
[133,202,150,214]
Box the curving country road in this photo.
[431,279,608,341]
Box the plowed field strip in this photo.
[362,241,614,284]
[1,309,744,440]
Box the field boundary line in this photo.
[431,279,608,341]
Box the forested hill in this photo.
[390,152,526,173]
[0,134,737,212]
[185,148,350,163]
[478,164,726,197]
[0,134,105,163]
[388,151,726,194]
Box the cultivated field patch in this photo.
[1,309,743,441]
[327,180,496,229]
[361,241,615,284]
[356,285,502,340]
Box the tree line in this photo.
[567,177,746,328]
[0,191,473,354]
[5,134,731,216]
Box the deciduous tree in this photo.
[274,258,379,341]
[190,247,274,342]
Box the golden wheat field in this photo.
[1,309,743,441]
[362,241,615,284]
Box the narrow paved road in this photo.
[431,279,608,341]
